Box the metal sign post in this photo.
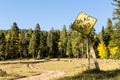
[71,12,100,70]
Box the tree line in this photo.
[0,0,120,60]
[0,23,88,60]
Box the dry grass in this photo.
[35,58,87,76]
[0,58,120,80]
[98,59,120,70]
[0,59,42,80]
[58,59,120,80]
[35,58,120,76]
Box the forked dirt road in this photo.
[16,71,65,80]
[16,64,65,80]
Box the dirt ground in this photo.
[16,64,65,80]
[7,59,120,80]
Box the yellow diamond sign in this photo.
[71,12,97,35]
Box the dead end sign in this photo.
[71,12,97,35]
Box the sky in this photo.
[0,0,114,33]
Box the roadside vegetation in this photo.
[0,0,120,80]
[0,58,120,80]
[0,0,119,61]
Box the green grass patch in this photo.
[58,69,120,80]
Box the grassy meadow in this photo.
[0,59,42,80]
[0,58,120,80]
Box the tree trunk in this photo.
[88,36,100,71]
[87,35,100,70]
[86,36,90,69]
[90,45,100,71]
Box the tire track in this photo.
[16,64,65,80]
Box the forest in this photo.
[0,0,120,60]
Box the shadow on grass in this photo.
[58,69,120,80]
[0,60,46,65]
[0,58,59,65]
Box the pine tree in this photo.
[10,22,20,58]
[28,24,41,58]
[59,25,68,57]
[19,30,28,58]
[34,23,41,57]
[71,31,80,57]
[25,29,33,57]
[105,18,113,35]
[39,31,48,58]
[47,30,53,57]
[110,0,120,58]
[41,31,48,57]
[5,31,11,59]
[113,0,120,29]
[28,33,36,58]
[103,19,113,47]
[53,30,60,57]
[66,39,72,58]
[0,32,5,60]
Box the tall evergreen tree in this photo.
[105,18,113,35]
[25,29,33,57]
[28,33,36,58]
[19,30,28,58]
[10,22,20,58]
[108,0,120,58]
[34,23,41,57]
[5,30,11,59]
[0,32,6,60]
[113,0,120,29]
[53,30,60,57]
[28,24,41,58]
[101,26,111,47]
[47,28,54,57]
[59,25,68,57]
[40,31,48,57]
[66,39,72,58]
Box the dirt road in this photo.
[16,64,65,80]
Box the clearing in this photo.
[0,58,120,80]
